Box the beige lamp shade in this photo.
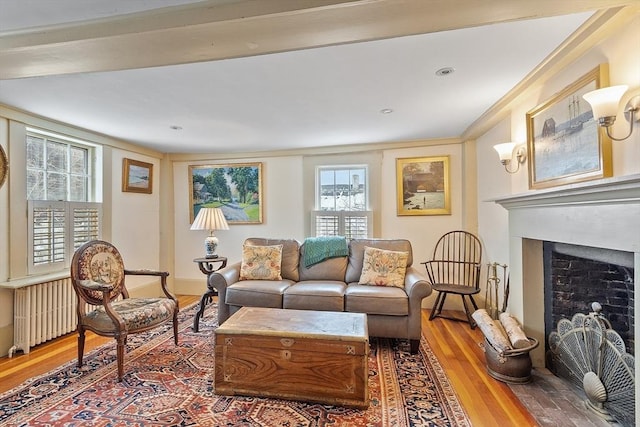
[190,208,229,258]
[190,207,230,232]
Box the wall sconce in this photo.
[582,85,640,141]
[493,142,527,174]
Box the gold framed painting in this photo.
[189,162,263,224]
[526,64,612,189]
[122,158,153,194]
[396,156,450,216]
[0,145,7,189]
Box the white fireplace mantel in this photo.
[490,173,640,361]
[493,173,640,210]
[491,173,639,424]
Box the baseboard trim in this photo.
[174,278,207,296]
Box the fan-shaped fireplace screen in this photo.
[548,302,635,426]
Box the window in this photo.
[312,166,372,239]
[26,129,101,273]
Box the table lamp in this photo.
[190,207,229,258]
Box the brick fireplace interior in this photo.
[545,242,635,356]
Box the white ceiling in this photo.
[0,1,613,154]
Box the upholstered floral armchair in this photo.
[70,240,179,381]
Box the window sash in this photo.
[317,166,367,212]
[26,131,92,202]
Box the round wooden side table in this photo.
[193,256,227,332]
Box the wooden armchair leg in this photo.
[77,327,86,367]
[173,312,179,345]
[116,336,126,382]
[429,292,446,320]
[462,296,477,329]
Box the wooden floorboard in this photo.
[422,309,539,426]
[0,297,538,426]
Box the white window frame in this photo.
[26,128,102,274]
[313,165,372,239]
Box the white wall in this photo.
[477,14,640,294]
[171,142,473,311]
[380,145,465,263]
[110,149,164,290]
[172,156,306,294]
[0,118,11,348]
[0,112,165,356]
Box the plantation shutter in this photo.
[28,201,102,273]
[72,203,101,249]
[30,201,66,267]
[312,211,372,239]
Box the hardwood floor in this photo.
[422,310,538,426]
[0,296,537,426]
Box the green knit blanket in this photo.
[303,236,348,268]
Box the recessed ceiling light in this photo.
[170,125,183,130]
[435,67,455,77]
[380,108,393,114]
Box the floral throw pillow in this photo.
[358,246,409,288]
[240,244,283,281]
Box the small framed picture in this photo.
[122,158,153,194]
[396,156,450,216]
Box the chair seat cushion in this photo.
[85,298,176,333]
[345,284,408,316]
[432,283,481,295]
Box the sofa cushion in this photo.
[345,284,408,316]
[245,238,300,281]
[283,281,347,311]
[226,280,292,308]
[298,244,348,281]
[240,244,283,280]
[346,239,413,284]
[358,246,409,288]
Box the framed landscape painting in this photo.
[396,156,450,216]
[189,162,263,224]
[526,64,612,189]
[122,158,153,194]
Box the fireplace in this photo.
[495,174,640,425]
[545,242,635,356]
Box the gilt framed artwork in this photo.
[122,158,153,194]
[396,156,450,216]
[189,162,263,224]
[526,64,612,189]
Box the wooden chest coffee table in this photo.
[214,307,369,408]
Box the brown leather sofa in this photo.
[209,237,432,353]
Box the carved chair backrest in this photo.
[428,231,482,288]
[70,240,126,306]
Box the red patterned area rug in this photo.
[0,303,470,426]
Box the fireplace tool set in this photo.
[484,262,509,319]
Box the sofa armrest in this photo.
[404,266,432,300]
[404,266,432,343]
[209,261,241,325]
